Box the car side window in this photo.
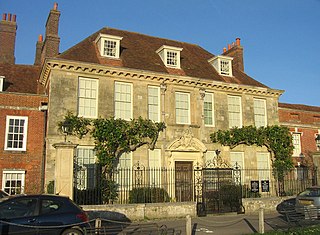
[40,199,61,215]
[0,198,37,219]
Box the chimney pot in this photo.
[2,13,7,21]
[223,47,227,53]
[38,34,43,42]
[53,2,58,10]
[236,38,241,46]
[228,44,231,50]
[12,15,16,22]
[8,13,12,21]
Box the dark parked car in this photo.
[0,190,9,198]
[276,198,296,215]
[295,186,320,214]
[0,194,90,235]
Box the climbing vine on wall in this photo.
[210,125,294,173]
[58,111,166,203]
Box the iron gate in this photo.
[194,153,242,215]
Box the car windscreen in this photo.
[299,188,320,197]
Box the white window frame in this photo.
[2,170,25,195]
[75,146,97,190]
[208,55,233,77]
[292,133,302,157]
[78,77,98,118]
[148,86,160,122]
[204,92,215,126]
[228,95,242,128]
[116,152,132,190]
[257,152,271,182]
[230,152,244,184]
[114,82,133,120]
[5,116,28,151]
[95,33,123,59]
[254,98,267,127]
[175,92,190,124]
[156,45,183,69]
[148,149,161,186]
[0,76,4,91]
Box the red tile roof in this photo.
[58,27,268,88]
[279,102,320,113]
[0,63,41,94]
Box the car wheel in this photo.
[61,228,83,235]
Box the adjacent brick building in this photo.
[278,103,320,168]
[0,14,48,194]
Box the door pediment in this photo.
[167,129,207,152]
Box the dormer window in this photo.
[95,34,123,59]
[209,55,233,76]
[0,76,4,92]
[156,45,183,68]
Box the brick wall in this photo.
[279,104,320,166]
[0,93,48,194]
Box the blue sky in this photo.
[1,0,319,106]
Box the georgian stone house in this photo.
[37,5,284,199]
[2,3,319,201]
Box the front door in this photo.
[175,161,193,202]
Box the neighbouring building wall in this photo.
[0,92,48,194]
[278,103,320,167]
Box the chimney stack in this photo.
[39,2,60,64]
[0,13,17,64]
[223,37,244,71]
[34,34,44,65]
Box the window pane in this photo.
[149,149,161,186]
[175,92,190,124]
[78,78,98,118]
[115,82,132,120]
[204,93,214,126]
[148,86,160,122]
[228,96,242,128]
[254,99,267,127]
[3,171,25,195]
[6,116,27,150]
[75,148,96,190]
[292,133,301,156]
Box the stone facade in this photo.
[40,55,282,197]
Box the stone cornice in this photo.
[40,58,284,97]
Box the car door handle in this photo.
[28,218,36,223]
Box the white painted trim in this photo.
[148,85,161,122]
[77,77,99,118]
[95,34,123,59]
[4,116,28,151]
[254,98,267,127]
[0,76,4,92]
[175,91,191,125]
[2,170,26,194]
[114,81,133,120]
[228,95,243,128]
[204,92,215,127]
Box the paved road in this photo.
[128,212,287,235]
[89,211,288,234]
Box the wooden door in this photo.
[175,161,193,202]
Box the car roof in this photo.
[1,194,70,201]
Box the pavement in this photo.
[127,212,288,235]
